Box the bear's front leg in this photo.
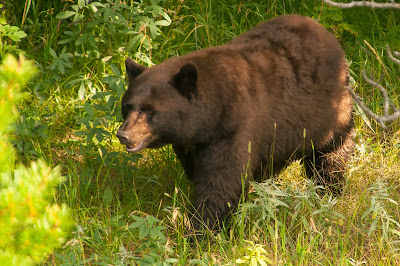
[173,144,195,180]
[190,141,251,231]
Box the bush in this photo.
[0,55,71,265]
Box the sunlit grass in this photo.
[5,0,400,264]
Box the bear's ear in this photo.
[125,57,147,81]
[174,62,198,100]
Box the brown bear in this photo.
[116,14,354,230]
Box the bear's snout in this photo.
[116,130,130,145]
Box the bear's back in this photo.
[140,15,352,159]
[228,14,347,94]
[221,15,351,161]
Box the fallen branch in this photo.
[351,44,400,127]
[348,67,400,128]
[322,0,400,9]
[322,1,400,127]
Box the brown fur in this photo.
[117,15,354,230]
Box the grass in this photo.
[3,0,400,264]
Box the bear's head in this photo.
[116,57,199,153]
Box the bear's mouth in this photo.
[125,134,152,153]
[126,140,145,153]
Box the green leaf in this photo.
[146,215,160,227]
[91,91,111,99]
[75,34,88,46]
[155,20,171,27]
[139,225,150,238]
[104,8,112,21]
[128,222,143,229]
[94,128,110,139]
[109,63,120,76]
[165,259,178,263]
[103,187,113,205]
[84,102,95,118]
[56,11,76,19]
[89,2,105,8]
[77,117,90,129]
[49,62,57,71]
[126,34,142,52]
[71,4,79,12]
[367,219,378,236]
[58,61,65,74]
[49,48,58,59]
[161,12,171,24]
[148,20,158,39]
[78,82,86,100]
[10,30,27,42]
[101,56,112,62]
[131,215,146,223]
[57,38,73,45]
[78,0,85,9]
[88,4,98,12]
[73,13,84,23]
[142,37,151,50]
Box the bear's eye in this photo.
[140,104,154,113]
[140,104,155,120]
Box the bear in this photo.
[116,14,354,231]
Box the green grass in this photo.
[3,0,400,264]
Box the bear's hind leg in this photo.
[305,129,355,195]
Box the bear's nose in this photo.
[116,130,130,145]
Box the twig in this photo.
[348,87,400,128]
[322,0,400,9]
[361,70,390,117]
[386,45,400,66]
[348,72,400,128]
